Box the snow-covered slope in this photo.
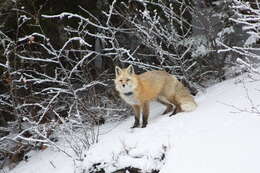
[7,73,260,173]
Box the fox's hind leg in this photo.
[167,96,182,116]
[170,104,182,116]
[157,96,175,115]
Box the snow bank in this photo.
[7,72,260,173]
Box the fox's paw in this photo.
[131,124,139,128]
[131,123,139,128]
[141,121,147,128]
[131,117,140,128]
[169,108,177,117]
[162,106,174,115]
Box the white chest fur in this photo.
[120,93,140,105]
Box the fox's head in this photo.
[114,65,138,94]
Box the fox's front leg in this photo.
[132,105,141,128]
[142,102,149,128]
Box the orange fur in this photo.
[115,65,197,128]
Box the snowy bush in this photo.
[217,0,260,116]
[106,0,242,90]
[0,2,127,168]
[218,0,260,74]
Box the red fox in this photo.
[114,65,197,128]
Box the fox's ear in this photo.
[127,65,135,75]
[115,66,122,76]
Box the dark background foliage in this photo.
[0,0,259,169]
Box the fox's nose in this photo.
[122,84,125,87]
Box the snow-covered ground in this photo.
[6,72,260,173]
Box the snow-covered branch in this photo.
[217,0,260,74]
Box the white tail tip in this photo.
[181,102,197,112]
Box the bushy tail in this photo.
[175,82,197,112]
[180,101,197,112]
[172,76,197,112]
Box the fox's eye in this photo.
[119,80,123,82]
[126,78,130,82]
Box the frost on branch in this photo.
[0,2,127,168]
[218,0,260,74]
[107,0,240,91]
